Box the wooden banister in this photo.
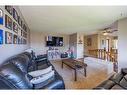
[88,48,118,72]
[89,48,118,63]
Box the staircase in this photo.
[87,48,118,72]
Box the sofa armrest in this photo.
[35,54,48,63]
[121,68,127,75]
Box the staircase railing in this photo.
[89,48,118,72]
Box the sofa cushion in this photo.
[95,80,116,89]
[109,73,124,83]
[28,66,52,77]
[0,63,33,89]
[111,84,123,89]
[119,77,127,89]
[12,57,28,73]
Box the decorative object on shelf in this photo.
[18,27,22,36]
[13,8,18,22]
[13,34,18,44]
[78,36,83,44]
[0,29,3,44]
[5,31,13,44]
[87,38,92,46]
[18,16,22,26]
[67,47,74,58]
[0,8,3,25]
[18,36,21,44]
[5,6,13,15]
[23,31,27,38]
[13,22,18,33]
[61,52,68,58]
[5,14,12,30]
[23,38,27,44]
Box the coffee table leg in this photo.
[74,69,77,81]
[84,67,86,77]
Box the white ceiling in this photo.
[19,6,127,35]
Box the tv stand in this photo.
[47,49,61,60]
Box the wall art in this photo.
[5,6,13,15]
[5,31,13,44]
[0,8,3,25]
[5,15,12,30]
[13,22,18,33]
[13,34,18,44]
[87,38,92,46]
[13,8,18,22]
[0,29,3,44]
[18,16,22,26]
[21,30,23,37]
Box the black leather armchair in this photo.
[94,68,127,89]
[0,52,65,89]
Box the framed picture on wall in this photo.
[5,31,13,44]
[13,22,18,33]
[13,34,18,44]
[5,6,13,15]
[5,15,12,30]
[21,30,23,36]
[21,20,23,28]
[13,8,18,22]
[0,8,3,25]
[0,29,3,44]
[18,16,22,26]
[87,38,92,46]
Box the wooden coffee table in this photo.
[62,58,87,81]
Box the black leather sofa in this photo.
[94,68,127,89]
[0,52,65,89]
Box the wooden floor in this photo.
[51,60,112,89]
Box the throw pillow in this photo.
[28,66,52,77]
[30,70,55,84]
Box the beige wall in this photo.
[77,33,84,58]
[118,17,127,71]
[69,33,77,58]
[0,6,30,64]
[69,33,84,58]
[98,34,114,49]
[84,33,116,55]
[30,32,69,55]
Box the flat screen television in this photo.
[46,36,63,47]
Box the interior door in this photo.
[106,39,110,51]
